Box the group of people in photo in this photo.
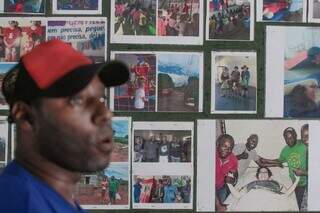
[100,176,121,205]
[219,64,251,98]
[134,134,191,163]
[215,124,308,211]
[133,176,191,203]
[157,0,199,36]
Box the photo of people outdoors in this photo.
[114,0,156,36]
[56,0,99,10]
[0,18,45,62]
[260,0,304,22]
[2,0,44,13]
[157,0,200,37]
[0,63,17,108]
[133,130,191,163]
[280,27,320,117]
[133,175,191,204]
[112,53,156,111]
[0,118,8,164]
[215,120,308,211]
[157,53,202,112]
[207,0,252,40]
[75,163,129,207]
[47,18,106,63]
[212,52,256,113]
[111,118,130,162]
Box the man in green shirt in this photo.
[108,176,119,205]
[259,127,307,210]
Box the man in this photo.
[169,136,182,162]
[108,176,119,205]
[0,39,129,212]
[159,135,170,163]
[215,134,238,212]
[143,135,159,162]
[259,127,307,210]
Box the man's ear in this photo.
[11,101,35,129]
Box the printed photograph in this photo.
[133,130,192,163]
[0,118,8,164]
[53,0,101,14]
[157,53,202,112]
[114,0,156,36]
[75,163,129,207]
[212,52,257,113]
[157,0,200,37]
[309,0,320,22]
[215,120,309,211]
[112,52,156,112]
[2,0,45,14]
[47,18,106,63]
[0,63,17,109]
[207,0,253,40]
[0,18,46,62]
[259,0,305,22]
[111,118,130,162]
[133,175,191,204]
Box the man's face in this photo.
[246,136,258,151]
[301,128,309,146]
[218,139,233,159]
[33,76,113,173]
[284,131,296,147]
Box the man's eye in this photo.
[69,96,84,106]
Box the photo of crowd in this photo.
[208,0,251,40]
[262,0,304,22]
[3,0,44,13]
[215,120,308,211]
[213,52,256,113]
[157,0,200,37]
[75,163,129,206]
[0,19,45,62]
[114,0,156,36]
[56,0,99,10]
[133,130,191,163]
[133,175,191,204]
[113,53,156,111]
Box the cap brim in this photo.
[98,60,129,87]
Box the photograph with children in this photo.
[207,0,253,40]
[1,0,45,14]
[215,119,309,212]
[212,51,256,113]
[74,163,129,208]
[133,175,191,204]
[0,18,46,62]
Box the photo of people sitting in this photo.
[208,0,251,40]
[133,175,191,203]
[114,0,156,35]
[215,120,308,211]
[133,131,191,163]
[157,0,200,37]
[262,0,303,22]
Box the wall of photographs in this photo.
[1,0,320,212]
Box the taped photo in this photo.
[197,119,317,212]
[0,0,45,14]
[266,26,320,118]
[52,0,102,14]
[256,0,307,22]
[76,117,131,210]
[0,63,17,109]
[0,17,46,62]
[110,52,157,112]
[132,121,193,209]
[132,175,192,209]
[76,162,130,210]
[211,51,257,114]
[206,0,254,41]
[47,17,107,63]
[110,51,203,112]
[111,0,203,45]
[0,117,8,166]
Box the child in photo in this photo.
[134,77,148,111]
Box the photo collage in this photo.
[1,0,320,212]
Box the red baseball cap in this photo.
[2,39,129,106]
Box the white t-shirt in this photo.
[134,88,145,109]
[233,143,259,177]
